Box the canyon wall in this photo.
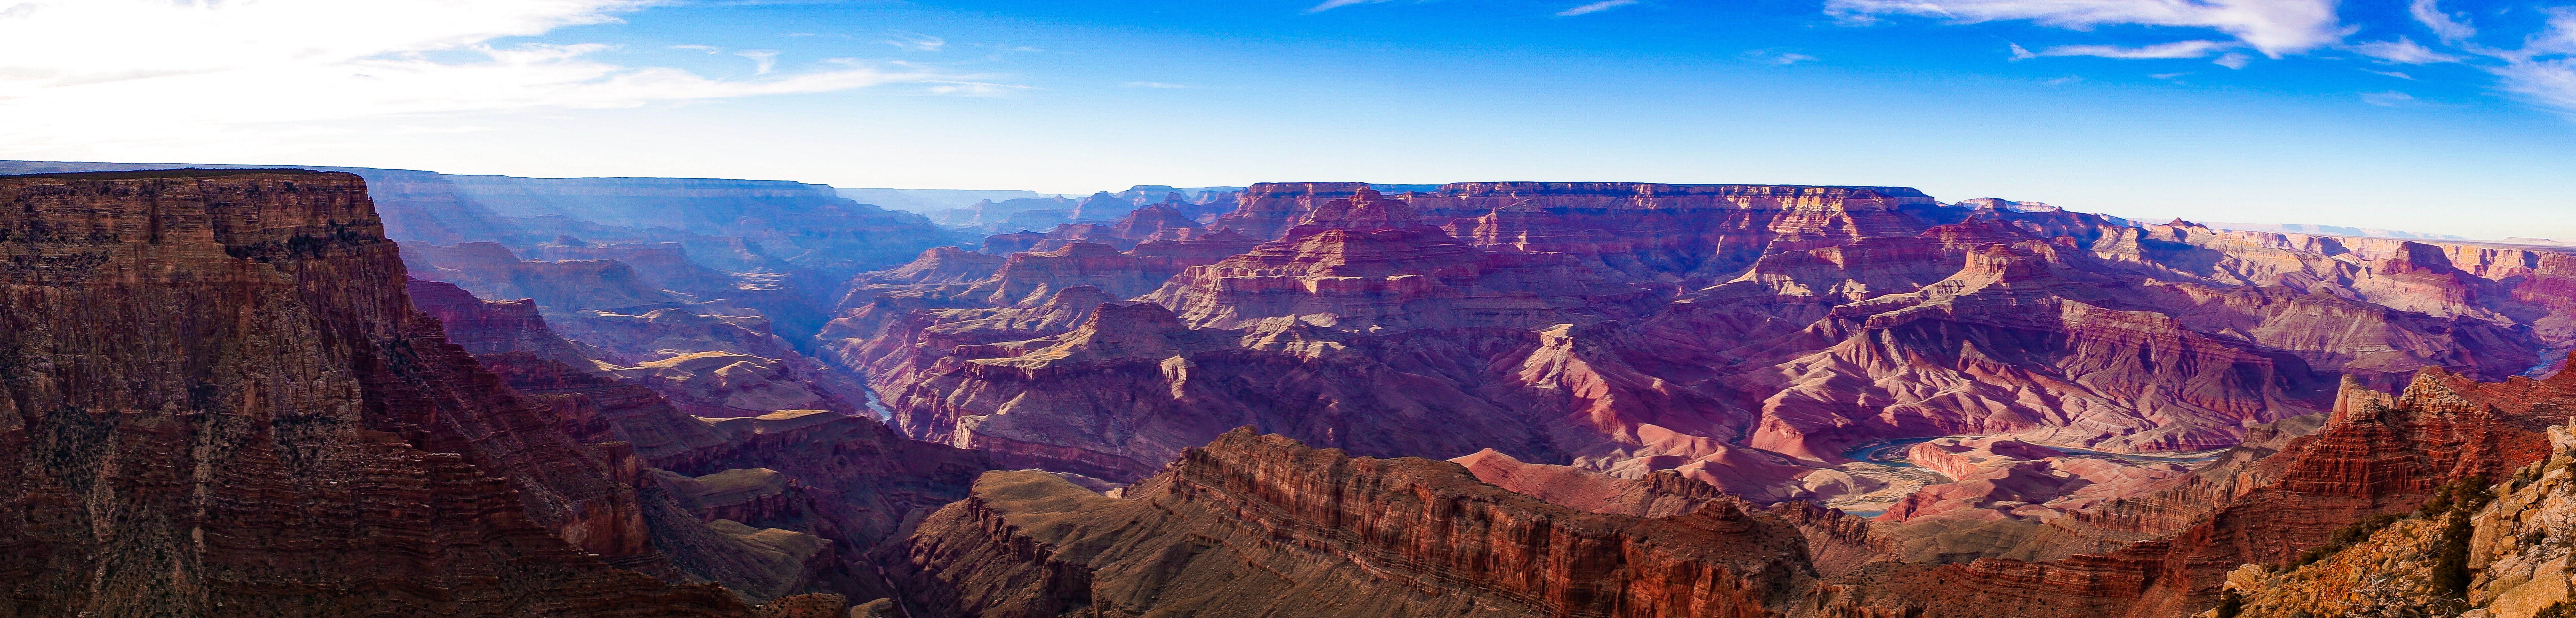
[0,169,754,616]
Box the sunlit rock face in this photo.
[836,181,2574,520]
[879,428,1833,618]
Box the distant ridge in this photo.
[2206,221,2476,241]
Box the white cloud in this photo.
[737,49,779,74]
[2350,37,2461,64]
[2495,59,2576,116]
[674,44,724,53]
[2362,68,2415,79]
[2361,90,2417,106]
[2034,40,2235,59]
[1557,0,1637,17]
[1824,0,2345,56]
[2408,0,2475,44]
[1742,49,1818,65]
[2531,8,2576,58]
[885,33,946,52]
[2213,53,2252,69]
[0,0,946,153]
[2149,71,2192,80]
[923,81,1034,97]
[2010,43,2036,60]
[1307,0,1394,12]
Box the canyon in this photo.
[6,161,2573,617]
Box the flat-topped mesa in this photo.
[1416,181,1935,211]
[881,428,1827,618]
[1213,181,1939,243]
[0,169,749,616]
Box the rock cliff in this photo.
[0,169,753,615]
[881,428,1830,618]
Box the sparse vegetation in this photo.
[2426,475,2495,599]
[2293,513,2406,567]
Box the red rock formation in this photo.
[413,266,998,604]
[1827,363,2572,617]
[409,277,596,367]
[0,169,752,616]
[881,429,1827,617]
[847,182,2572,527]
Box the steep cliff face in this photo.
[2221,364,2576,618]
[0,169,752,616]
[415,266,998,606]
[882,429,1829,618]
[1823,363,2569,618]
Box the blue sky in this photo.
[0,0,2570,239]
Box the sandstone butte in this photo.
[0,169,976,616]
[828,181,2576,520]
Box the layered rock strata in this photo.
[881,429,1832,618]
[0,169,752,615]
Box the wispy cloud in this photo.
[2361,91,2418,107]
[925,81,1035,97]
[1824,0,2346,56]
[674,44,724,53]
[737,49,779,74]
[2351,38,2461,64]
[2362,68,2416,80]
[1741,49,1818,65]
[885,33,946,52]
[2149,72,2192,81]
[2032,40,2235,59]
[2408,0,2476,45]
[0,0,946,154]
[2495,59,2576,116]
[1556,0,1637,17]
[1122,81,1190,88]
[2213,53,2252,69]
[1307,0,1393,12]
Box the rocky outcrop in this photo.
[411,265,997,606]
[0,169,753,616]
[2218,356,2576,618]
[1876,437,2194,527]
[1822,363,2569,617]
[881,429,1829,618]
[1452,447,1739,518]
[409,277,596,367]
